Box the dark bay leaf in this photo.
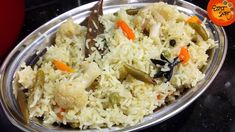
[81,0,107,57]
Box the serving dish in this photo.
[0,0,227,131]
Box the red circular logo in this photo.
[207,0,235,26]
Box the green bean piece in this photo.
[189,22,209,41]
[17,89,29,124]
[124,64,156,84]
[35,70,45,88]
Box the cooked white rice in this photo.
[15,2,216,130]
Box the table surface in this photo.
[0,0,234,132]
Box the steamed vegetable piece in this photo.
[57,19,80,37]
[57,108,65,120]
[186,16,201,24]
[54,61,101,109]
[17,89,29,124]
[149,23,161,39]
[118,66,128,81]
[34,70,45,88]
[82,0,105,57]
[117,19,136,40]
[188,22,208,41]
[17,70,45,124]
[179,47,190,64]
[186,16,208,41]
[54,83,88,109]
[124,64,156,84]
[114,8,140,16]
[28,70,45,107]
[52,60,74,73]
[79,61,102,87]
[126,8,140,15]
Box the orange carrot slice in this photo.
[186,16,202,24]
[117,19,135,40]
[156,95,161,100]
[57,108,65,120]
[52,60,74,73]
[179,47,190,64]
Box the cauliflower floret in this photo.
[17,65,36,88]
[55,19,87,46]
[54,61,101,109]
[57,19,80,37]
[80,61,102,87]
[54,82,88,109]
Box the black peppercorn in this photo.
[169,39,176,47]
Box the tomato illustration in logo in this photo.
[207,0,235,26]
